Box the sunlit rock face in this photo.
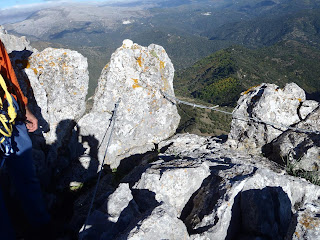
[227,82,320,174]
[78,39,180,169]
[0,26,33,53]
[227,83,314,153]
[25,48,89,143]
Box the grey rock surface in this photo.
[227,83,311,154]
[228,81,320,173]
[121,203,190,240]
[23,47,89,181]
[265,105,320,171]
[0,26,34,53]
[78,39,180,169]
[79,133,320,240]
[133,156,210,216]
[106,183,134,223]
[290,206,320,240]
[25,47,89,144]
[79,182,141,240]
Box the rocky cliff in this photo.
[1,28,320,240]
[78,39,180,169]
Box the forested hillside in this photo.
[176,40,320,104]
[175,40,320,135]
[173,5,320,135]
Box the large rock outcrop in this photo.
[227,82,320,173]
[78,39,180,169]
[24,47,89,184]
[265,105,320,171]
[3,28,320,240]
[79,133,320,240]
[0,26,34,53]
[1,29,180,187]
[25,47,89,144]
[227,83,312,153]
[1,27,89,184]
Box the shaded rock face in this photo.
[79,134,320,240]
[237,187,292,239]
[78,39,180,169]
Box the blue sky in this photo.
[2,0,98,9]
[0,0,113,10]
[0,0,138,24]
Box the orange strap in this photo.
[0,40,28,106]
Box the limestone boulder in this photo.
[24,47,89,172]
[227,83,317,154]
[133,158,210,216]
[79,183,141,240]
[161,135,320,240]
[120,203,190,240]
[0,26,34,53]
[78,39,180,169]
[265,105,320,171]
[25,47,88,142]
[227,81,320,173]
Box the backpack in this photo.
[0,73,17,157]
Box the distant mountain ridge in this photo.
[209,9,320,48]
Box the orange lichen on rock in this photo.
[132,78,141,89]
[243,85,260,95]
[160,60,165,70]
[137,56,142,67]
[299,213,320,230]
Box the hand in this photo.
[25,106,38,132]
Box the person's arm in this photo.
[25,106,38,132]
